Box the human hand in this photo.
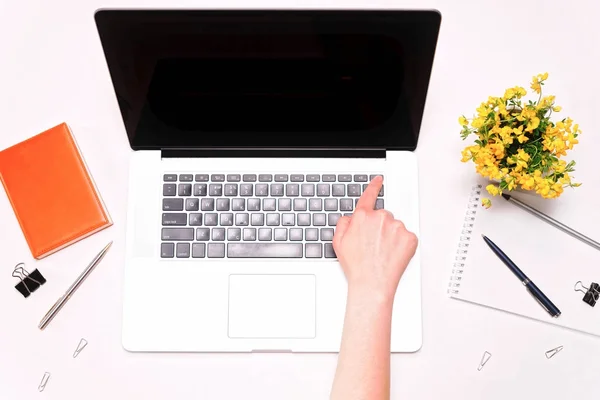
[332,176,418,303]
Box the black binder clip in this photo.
[12,263,46,298]
[574,281,600,307]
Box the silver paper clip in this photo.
[545,345,563,359]
[73,338,88,358]
[38,372,50,392]
[477,351,492,371]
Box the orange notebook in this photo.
[0,123,112,259]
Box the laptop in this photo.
[94,9,440,352]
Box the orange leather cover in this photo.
[0,123,112,259]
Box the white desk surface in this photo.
[1,0,599,399]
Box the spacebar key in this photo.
[228,243,303,258]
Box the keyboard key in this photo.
[176,243,190,257]
[232,198,245,211]
[247,198,261,211]
[224,184,238,196]
[216,198,230,211]
[293,198,307,211]
[354,174,368,182]
[363,184,368,192]
[186,198,200,211]
[321,228,334,241]
[344,213,353,217]
[340,199,353,211]
[306,174,320,182]
[291,174,304,182]
[282,213,295,226]
[328,213,342,226]
[306,243,322,258]
[305,228,318,241]
[301,184,315,197]
[369,174,383,181]
[332,184,345,196]
[243,174,257,182]
[324,198,338,211]
[289,228,303,241]
[189,213,202,226]
[243,228,256,241]
[195,174,209,182]
[228,243,303,258]
[204,213,218,226]
[274,228,288,241]
[163,198,184,211]
[164,174,177,182]
[178,184,192,196]
[162,213,187,226]
[212,228,225,241]
[209,184,222,196]
[274,174,288,182]
[251,213,265,226]
[162,228,194,241]
[278,198,292,211]
[317,184,330,197]
[338,175,352,182]
[271,184,284,196]
[211,174,225,182]
[266,213,280,226]
[286,184,300,197]
[161,243,175,258]
[194,184,207,196]
[228,228,241,241]
[309,198,322,211]
[348,184,361,197]
[227,174,241,182]
[255,184,269,196]
[163,184,176,196]
[196,228,210,241]
[240,184,253,196]
[201,198,215,211]
[207,243,225,258]
[322,174,336,182]
[235,213,250,226]
[192,243,206,258]
[259,174,273,182]
[379,185,384,197]
[313,214,326,226]
[297,213,311,226]
[220,213,233,226]
[259,228,272,241]
[180,174,193,182]
[324,243,336,258]
[375,199,384,210]
[263,198,276,211]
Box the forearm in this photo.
[330,288,394,400]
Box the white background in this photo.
[1,0,599,399]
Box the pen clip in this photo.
[526,286,552,315]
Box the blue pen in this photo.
[482,234,561,318]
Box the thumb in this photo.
[333,216,351,249]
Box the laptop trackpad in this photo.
[228,274,316,339]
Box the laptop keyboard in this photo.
[161,173,384,259]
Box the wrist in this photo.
[347,284,395,311]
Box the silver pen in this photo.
[502,194,600,252]
[39,241,113,330]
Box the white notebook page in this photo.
[449,182,600,337]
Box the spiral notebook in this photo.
[448,182,600,337]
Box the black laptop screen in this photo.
[94,10,440,151]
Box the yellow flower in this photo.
[486,184,501,196]
[552,106,562,112]
[481,198,492,209]
[459,115,468,126]
[526,117,540,133]
[530,72,548,94]
[488,142,505,159]
[503,88,516,100]
[471,118,484,129]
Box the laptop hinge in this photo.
[161,148,386,159]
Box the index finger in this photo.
[356,176,383,210]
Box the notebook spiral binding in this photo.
[447,184,482,295]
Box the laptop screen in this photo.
[95,10,440,151]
